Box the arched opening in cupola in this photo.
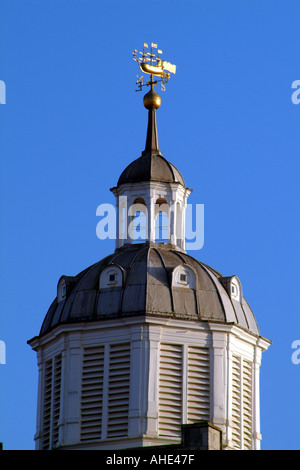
[155,198,169,243]
[129,197,147,243]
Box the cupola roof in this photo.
[117,153,185,187]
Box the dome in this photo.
[117,153,185,187]
[40,243,259,337]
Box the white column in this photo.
[63,334,82,445]
[253,345,262,449]
[57,349,66,447]
[112,191,128,249]
[211,331,228,439]
[181,200,187,251]
[169,200,177,246]
[115,195,121,249]
[145,194,156,243]
[34,349,44,449]
[126,195,135,245]
[146,325,161,437]
[128,325,148,437]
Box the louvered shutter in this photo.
[52,355,62,447]
[42,355,62,449]
[158,344,183,438]
[80,346,104,441]
[242,359,253,450]
[107,343,131,438]
[231,355,253,449]
[187,347,210,423]
[232,354,242,449]
[42,360,53,449]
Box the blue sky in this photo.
[0,0,300,450]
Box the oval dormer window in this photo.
[99,266,123,289]
[231,278,241,302]
[57,278,67,303]
[219,275,242,303]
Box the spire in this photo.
[142,85,162,156]
[132,42,176,158]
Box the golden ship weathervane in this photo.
[133,42,176,92]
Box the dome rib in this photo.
[120,245,149,315]
[151,247,174,313]
[170,249,189,265]
[180,252,227,322]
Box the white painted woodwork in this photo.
[29,317,270,450]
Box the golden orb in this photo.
[143,89,161,110]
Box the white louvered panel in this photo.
[80,346,104,441]
[242,359,253,450]
[107,343,131,439]
[52,355,62,447]
[187,347,210,423]
[231,355,242,449]
[158,344,183,438]
[42,360,53,450]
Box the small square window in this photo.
[100,267,123,289]
[173,267,195,289]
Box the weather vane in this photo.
[133,42,176,92]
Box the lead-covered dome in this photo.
[40,243,259,337]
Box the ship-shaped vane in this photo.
[133,42,176,92]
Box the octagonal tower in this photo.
[28,46,270,450]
